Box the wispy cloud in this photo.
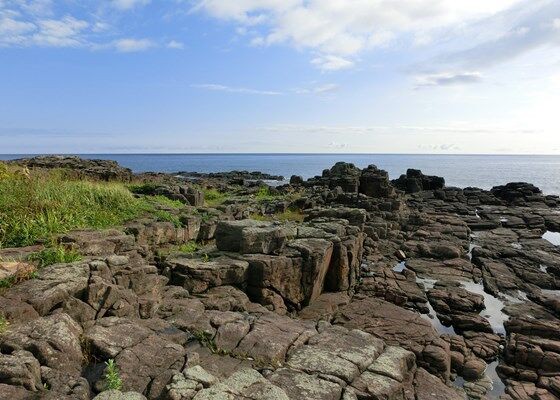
[294,83,339,95]
[432,0,560,71]
[111,0,151,11]
[415,71,483,88]
[193,0,524,70]
[167,40,184,49]
[311,55,354,71]
[261,124,540,135]
[192,83,283,95]
[112,38,154,52]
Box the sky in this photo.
[1,0,560,154]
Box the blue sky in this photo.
[1,0,559,154]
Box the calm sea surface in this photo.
[2,154,560,195]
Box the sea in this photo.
[2,154,560,196]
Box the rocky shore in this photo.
[2,157,560,400]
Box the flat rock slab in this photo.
[232,312,316,367]
[268,368,342,400]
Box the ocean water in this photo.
[2,154,560,195]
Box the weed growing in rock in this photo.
[29,246,82,268]
[193,331,228,355]
[104,359,123,391]
[178,241,199,253]
[254,186,279,201]
[203,188,229,206]
[0,314,8,333]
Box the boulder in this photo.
[0,313,83,375]
[0,350,42,391]
[359,165,395,198]
[165,256,249,294]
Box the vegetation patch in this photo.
[203,188,229,207]
[29,246,82,268]
[193,331,228,355]
[0,314,8,333]
[254,186,280,202]
[104,359,123,391]
[0,163,187,248]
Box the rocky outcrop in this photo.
[130,184,204,207]
[392,169,445,193]
[9,155,133,181]
[4,158,560,399]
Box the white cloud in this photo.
[311,55,354,71]
[112,0,151,11]
[194,0,524,70]
[167,40,184,49]
[32,16,88,47]
[112,38,154,52]
[192,83,283,95]
[0,16,35,35]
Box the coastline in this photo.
[1,155,560,400]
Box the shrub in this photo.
[104,359,123,391]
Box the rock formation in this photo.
[2,157,560,399]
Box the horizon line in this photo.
[2,152,560,157]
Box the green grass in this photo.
[178,241,199,253]
[254,186,279,201]
[203,188,229,206]
[104,359,123,391]
[146,195,184,209]
[0,164,185,248]
[28,246,82,268]
[0,315,8,334]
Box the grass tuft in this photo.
[0,314,8,334]
[203,188,228,207]
[104,359,123,391]
[29,246,82,268]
